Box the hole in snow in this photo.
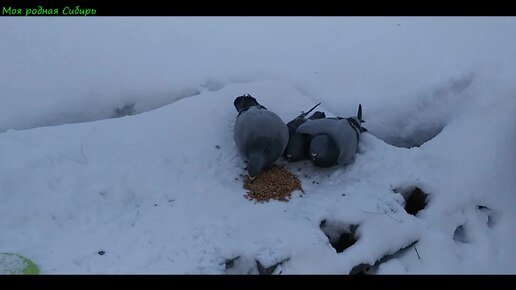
[256,259,289,275]
[368,74,473,149]
[223,255,289,275]
[350,263,372,275]
[350,240,419,275]
[222,255,257,275]
[399,187,429,216]
[223,256,240,270]
[112,103,136,118]
[453,225,468,243]
[377,124,446,149]
[256,260,281,275]
[320,219,358,253]
[477,205,496,228]
[367,118,446,148]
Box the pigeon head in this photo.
[234,94,263,113]
[285,133,310,161]
[309,134,339,167]
[247,152,267,178]
[245,137,275,178]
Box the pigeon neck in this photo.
[238,104,267,116]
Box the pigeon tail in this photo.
[299,102,322,118]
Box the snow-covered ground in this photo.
[1,17,515,274]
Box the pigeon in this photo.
[296,104,367,168]
[284,102,326,162]
[233,94,289,178]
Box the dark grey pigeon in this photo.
[296,104,367,168]
[284,103,326,162]
[233,94,289,178]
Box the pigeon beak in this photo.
[249,176,256,182]
[311,153,318,160]
[286,154,292,160]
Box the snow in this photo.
[0,253,28,274]
[1,17,516,274]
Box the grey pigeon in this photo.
[296,104,367,168]
[233,94,289,178]
[284,103,326,162]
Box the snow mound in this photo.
[1,79,514,274]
